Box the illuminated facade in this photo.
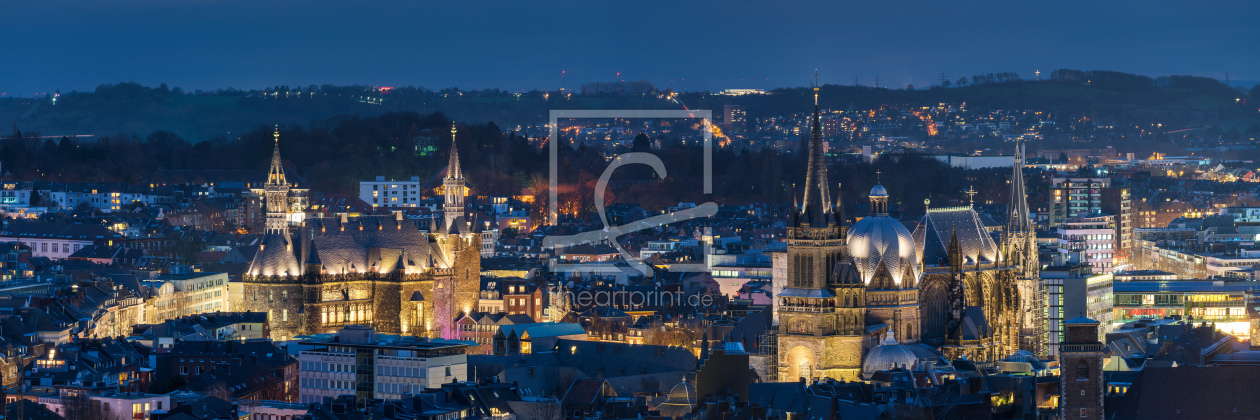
[775,83,1037,381]
[776,82,862,382]
[244,125,480,341]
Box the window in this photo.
[283,309,289,322]
[1076,361,1089,378]
[180,366,188,374]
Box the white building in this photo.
[142,272,231,322]
[361,176,424,208]
[297,326,468,404]
[0,221,123,260]
[1057,215,1117,273]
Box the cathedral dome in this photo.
[869,184,888,197]
[848,212,919,286]
[863,331,919,378]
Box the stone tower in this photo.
[265,126,291,235]
[776,75,861,382]
[1060,317,1104,420]
[443,121,466,233]
[1007,142,1043,354]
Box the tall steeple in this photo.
[1007,142,1032,233]
[799,69,834,228]
[443,121,467,232]
[267,126,287,188]
[264,126,292,235]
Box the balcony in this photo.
[778,304,836,313]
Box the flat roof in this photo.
[1112,281,1260,293]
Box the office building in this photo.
[298,325,469,404]
[1057,215,1118,273]
[1041,264,1113,356]
[1048,177,1132,261]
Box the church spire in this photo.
[267,125,287,187]
[446,121,463,181]
[443,121,467,232]
[1007,142,1032,233]
[799,69,833,227]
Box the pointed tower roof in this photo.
[799,70,833,227]
[446,121,463,180]
[267,126,287,187]
[1007,143,1032,233]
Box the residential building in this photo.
[1048,177,1132,261]
[455,312,534,355]
[361,176,424,208]
[0,221,123,260]
[142,272,230,322]
[492,322,587,355]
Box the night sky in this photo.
[4,0,1258,95]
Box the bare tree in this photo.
[516,400,563,420]
[206,381,232,401]
[60,394,130,420]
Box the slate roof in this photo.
[1111,366,1260,420]
[952,306,992,340]
[0,221,122,241]
[306,215,437,274]
[247,232,301,276]
[914,207,1000,266]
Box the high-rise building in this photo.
[1041,264,1113,356]
[723,104,746,132]
[1048,177,1132,266]
[1059,317,1104,420]
[1057,215,1117,273]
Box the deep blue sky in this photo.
[3,0,1258,95]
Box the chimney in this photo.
[340,213,349,224]
[394,210,404,221]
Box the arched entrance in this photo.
[783,346,817,382]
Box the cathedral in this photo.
[243,125,481,341]
[775,84,1038,382]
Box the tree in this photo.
[631,133,651,152]
[516,400,563,420]
[1249,84,1260,101]
[60,393,129,420]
